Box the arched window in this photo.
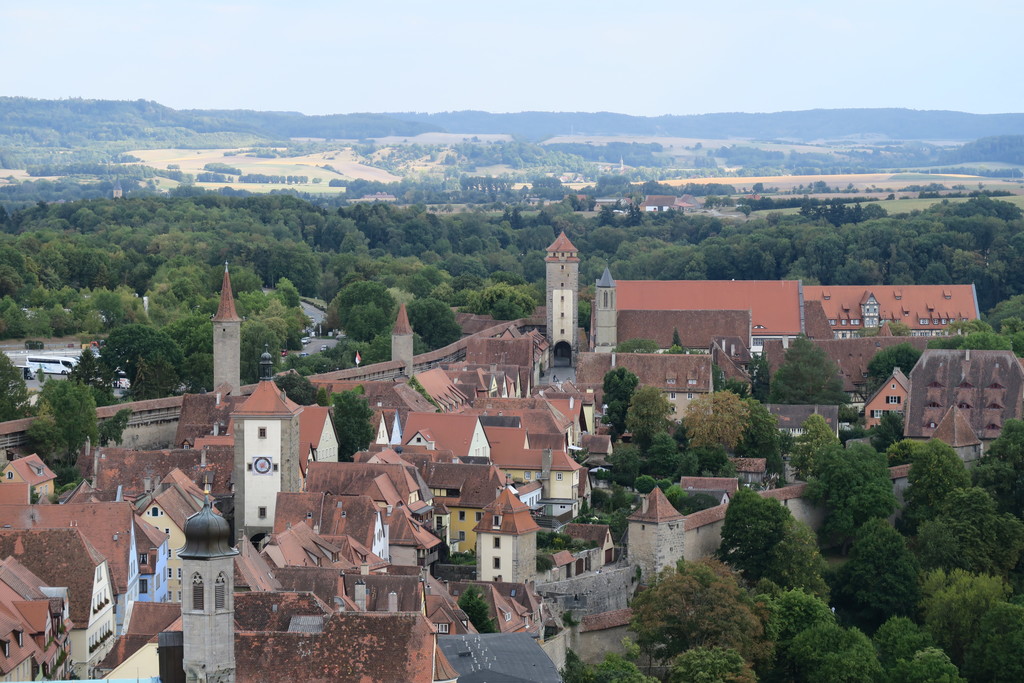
[602,292,609,308]
[192,573,204,611]
[215,573,227,609]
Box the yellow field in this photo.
[661,172,994,192]
[753,193,1024,216]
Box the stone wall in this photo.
[572,624,630,664]
[539,628,568,671]
[433,563,477,583]
[536,566,634,622]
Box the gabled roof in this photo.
[932,406,982,448]
[212,264,242,323]
[418,462,504,509]
[864,367,911,406]
[803,284,980,329]
[305,462,431,511]
[262,522,348,570]
[275,492,383,550]
[87,445,234,497]
[628,487,683,523]
[679,477,739,494]
[175,392,244,447]
[615,310,751,350]
[579,608,632,633]
[233,378,302,417]
[411,368,469,411]
[575,352,713,394]
[3,455,55,488]
[234,536,283,592]
[342,574,423,612]
[473,487,539,536]
[562,523,612,547]
[403,413,482,458]
[614,280,803,336]
[299,405,333,450]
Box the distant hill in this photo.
[939,135,1024,165]
[386,109,1024,142]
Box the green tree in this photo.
[406,297,462,349]
[669,647,756,683]
[915,487,1024,577]
[101,323,184,399]
[630,559,770,667]
[684,391,750,452]
[833,518,919,632]
[890,648,965,683]
[734,399,783,477]
[717,488,789,584]
[469,282,537,320]
[457,585,497,633]
[765,588,836,681]
[807,443,897,551]
[873,616,934,672]
[869,411,905,454]
[972,418,1024,517]
[963,602,1024,683]
[614,339,660,353]
[769,519,830,599]
[329,280,397,342]
[67,346,115,405]
[626,386,673,451]
[644,432,683,478]
[332,389,375,461]
[785,622,883,682]
[315,386,330,407]
[0,352,28,421]
[274,276,301,309]
[163,314,214,392]
[28,380,98,468]
[864,343,921,395]
[602,367,639,441]
[98,408,132,447]
[239,320,281,385]
[920,568,1010,667]
[790,413,839,480]
[274,373,317,406]
[591,652,658,683]
[902,439,971,533]
[748,353,771,403]
[769,337,846,405]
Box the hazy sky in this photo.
[3,1,1019,116]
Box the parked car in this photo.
[320,344,328,352]
[301,337,310,345]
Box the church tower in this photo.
[180,498,239,683]
[212,264,241,394]
[545,232,579,368]
[593,267,617,353]
[231,350,302,542]
[391,303,414,377]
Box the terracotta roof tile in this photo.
[3,455,55,488]
[579,608,632,632]
[932,406,982,447]
[680,477,739,494]
[683,503,727,530]
[575,352,712,394]
[86,445,234,498]
[234,378,302,416]
[561,523,611,546]
[212,265,242,323]
[804,284,979,333]
[393,303,413,336]
[473,487,540,535]
[628,487,683,523]
[546,231,578,256]
[615,309,750,349]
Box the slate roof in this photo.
[615,309,751,350]
[628,487,683,523]
[0,528,105,626]
[438,633,562,683]
[614,280,803,336]
[905,349,1024,441]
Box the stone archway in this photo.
[553,341,572,367]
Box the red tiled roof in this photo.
[393,303,413,336]
[580,608,632,632]
[889,464,911,479]
[561,523,611,547]
[404,413,481,458]
[4,455,55,488]
[628,487,683,523]
[473,487,540,535]
[212,265,242,323]
[546,231,578,256]
[804,284,979,331]
[575,352,712,393]
[615,310,750,349]
[234,379,302,416]
[680,477,739,494]
[683,504,727,530]
[933,406,982,447]
[551,550,574,567]
[615,280,803,336]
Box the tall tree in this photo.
[807,443,896,551]
[100,323,184,399]
[790,413,839,480]
[28,380,98,468]
[274,373,317,406]
[670,647,756,683]
[890,648,965,683]
[972,418,1024,517]
[768,337,847,405]
[920,568,1010,667]
[626,386,673,451]
[684,391,750,451]
[963,602,1024,683]
[602,367,639,440]
[332,389,375,462]
[864,343,922,395]
[869,411,905,454]
[406,297,462,349]
[734,398,783,477]
[0,352,28,421]
[902,439,971,533]
[785,622,883,683]
[457,586,496,633]
[873,616,935,672]
[328,280,397,342]
[833,518,920,632]
[630,559,770,667]
[717,488,790,584]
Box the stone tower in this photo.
[180,498,239,683]
[231,350,302,542]
[474,486,540,584]
[212,264,241,394]
[593,267,617,353]
[545,232,579,368]
[391,303,414,377]
[627,487,685,583]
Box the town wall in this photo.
[536,566,634,621]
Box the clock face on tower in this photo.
[252,456,272,475]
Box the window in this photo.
[829,319,837,325]
[215,573,227,609]
[687,393,694,400]
[258,507,267,519]
[504,612,511,622]
[670,392,676,400]
[436,622,449,633]
[192,574,204,610]
[871,410,883,418]
[4,472,10,480]
[493,537,501,549]
[458,531,466,541]
[168,568,173,579]
[258,427,267,438]
[150,507,159,517]
[178,568,182,579]
[958,402,972,409]
[139,552,148,565]
[687,378,697,385]
[920,319,929,325]
[988,403,1003,410]
[887,396,901,405]
[493,558,501,570]
[475,512,482,522]
[458,511,466,521]
[525,471,531,480]
[666,378,676,385]
[556,472,563,481]
[139,578,149,594]
[492,515,501,527]
[1,640,8,657]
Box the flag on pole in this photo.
[355,351,362,366]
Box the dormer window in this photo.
[959,381,974,389]
[958,402,972,409]
[13,631,20,647]
[989,383,1004,389]
[988,403,1003,410]
[1,639,8,657]
[987,423,1001,430]
[492,515,501,528]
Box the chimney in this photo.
[143,476,151,493]
[611,352,616,367]
[354,580,367,611]
[387,591,398,612]
[542,449,552,480]
[200,448,208,468]
[313,524,320,535]
[360,562,369,576]
[215,393,221,406]
[965,349,971,362]
[213,422,220,437]
[569,396,574,410]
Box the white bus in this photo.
[25,356,78,375]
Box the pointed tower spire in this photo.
[213,262,242,323]
[392,303,414,376]
[393,303,412,336]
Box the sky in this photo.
[2,1,1020,117]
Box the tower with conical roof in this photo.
[231,349,303,542]
[180,498,238,683]
[546,232,579,368]
[392,303,414,377]
[593,266,617,353]
[212,263,242,394]
[627,486,685,583]
[474,485,540,583]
